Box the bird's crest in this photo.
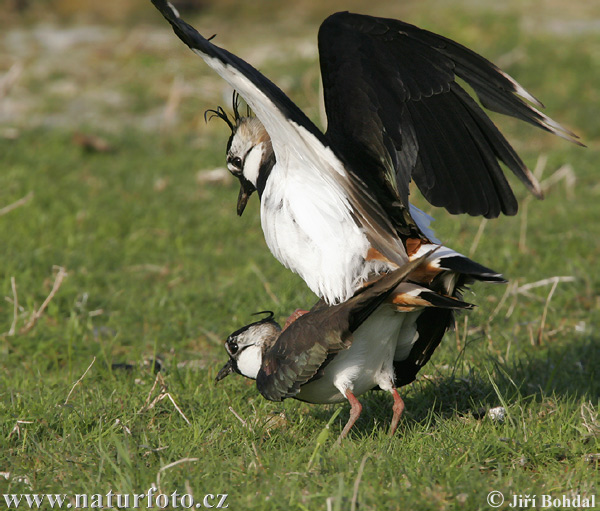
[204,92,253,151]
[251,310,275,322]
[226,310,276,341]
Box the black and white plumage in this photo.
[151,3,579,408]
[151,2,578,300]
[216,257,433,440]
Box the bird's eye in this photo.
[230,156,243,170]
[227,341,238,355]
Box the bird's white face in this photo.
[227,118,273,183]
[231,343,263,379]
[225,117,274,215]
[219,320,281,380]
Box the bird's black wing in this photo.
[257,255,429,401]
[319,12,581,219]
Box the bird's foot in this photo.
[389,388,405,437]
[334,390,362,446]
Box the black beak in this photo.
[236,177,256,216]
[215,359,234,382]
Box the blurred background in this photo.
[1,0,599,139]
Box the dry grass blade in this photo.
[533,153,548,181]
[8,277,18,336]
[488,280,518,323]
[229,406,250,428]
[518,196,532,253]
[518,154,547,254]
[580,402,600,435]
[536,277,560,345]
[138,372,191,425]
[351,455,369,511]
[519,157,576,254]
[139,372,166,413]
[251,441,264,470]
[19,266,67,335]
[469,218,488,257]
[7,420,34,441]
[162,75,186,130]
[504,280,521,319]
[163,393,191,425]
[114,418,132,435]
[0,61,23,99]
[64,357,96,405]
[0,192,33,217]
[156,457,199,493]
[249,262,281,306]
[540,164,576,199]
[517,276,576,294]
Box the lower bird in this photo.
[216,253,460,440]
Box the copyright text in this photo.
[487,491,596,508]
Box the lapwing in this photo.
[216,255,442,440]
[151,3,580,408]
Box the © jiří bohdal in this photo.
[509,493,596,508]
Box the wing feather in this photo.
[318,12,580,218]
[256,255,430,401]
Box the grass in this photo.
[1,0,599,509]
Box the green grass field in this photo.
[1,0,599,509]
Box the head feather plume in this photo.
[204,105,235,131]
[251,310,275,323]
[204,91,251,130]
[204,92,253,151]
[226,310,276,341]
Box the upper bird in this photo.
[151,1,579,306]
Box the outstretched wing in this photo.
[318,12,581,219]
[257,255,429,401]
[151,1,409,266]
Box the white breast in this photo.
[261,160,371,304]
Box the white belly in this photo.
[261,165,374,304]
[295,306,421,404]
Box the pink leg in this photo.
[335,390,362,445]
[389,388,405,437]
[282,309,309,330]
